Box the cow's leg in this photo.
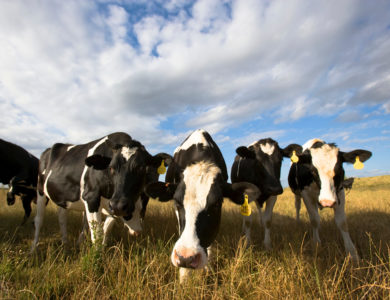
[102,215,116,245]
[58,207,68,245]
[295,194,301,222]
[259,196,277,250]
[21,195,33,225]
[77,212,89,245]
[334,189,359,261]
[31,193,46,251]
[241,212,253,244]
[83,201,102,243]
[302,192,321,245]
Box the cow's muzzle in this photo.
[319,199,336,208]
[6,193,15,206]
[109,201,129,216]
[173,249,202,269]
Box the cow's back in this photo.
[40,133,133,207]
[0,139,38,185]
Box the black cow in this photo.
[288,139,372,261]
[31,132,171,250]
[145,129,260,282]
[231,138,302,249]
[0,139,39,224]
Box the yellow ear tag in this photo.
[240,194,251,216]
[291,150,299,163]
[157,160,166,175]
[353,156,364,170]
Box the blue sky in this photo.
[0,0,389,186]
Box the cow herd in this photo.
[0,129,372,282]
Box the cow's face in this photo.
[7,179,36,223]
[236,139,302,197]
[107,146,149,217]
[171,162,224,269]
[299,140,372,208]
[86,143,171,235]
[145,162,260,269]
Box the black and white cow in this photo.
[288,139,372,260]
[0,139,39,224]
[145,129,260,281]
[231,138,302,249]
[31,132,171,250]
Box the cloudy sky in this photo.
[1,0,389,185]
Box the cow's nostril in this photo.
[189,253,202,269]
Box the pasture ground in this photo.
[0,175,389,299]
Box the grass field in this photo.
[1,175,389,299]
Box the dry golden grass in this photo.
[0,175,389,299]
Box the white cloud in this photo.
[0,0,389,157]
[232,130,286,147]
[336,110,364,123]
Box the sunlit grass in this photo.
[0,176,389,299]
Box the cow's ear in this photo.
[149,153,173,168]
[282,144,303,158]
[144,181,176,202]
[236,146,256,159]
[341,150,372,164]
[222,182,260,205]
[85,155,112,170]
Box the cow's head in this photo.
[145,161,260,269]
[85,139,172,235]
[234,139,302,197]
[7,178,36,224]
[297,139,371,208]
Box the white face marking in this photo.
[80,137,108,202]
[123,197,143,235]
[44,170,53,200]
[121,147,137,161]
[260,143,275,156]
[171,161,221,268]
[310,144,339,204]
[174,129,209,154]
[302,138,324,151]
[175,208,181,232]
[67,145,76,151]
